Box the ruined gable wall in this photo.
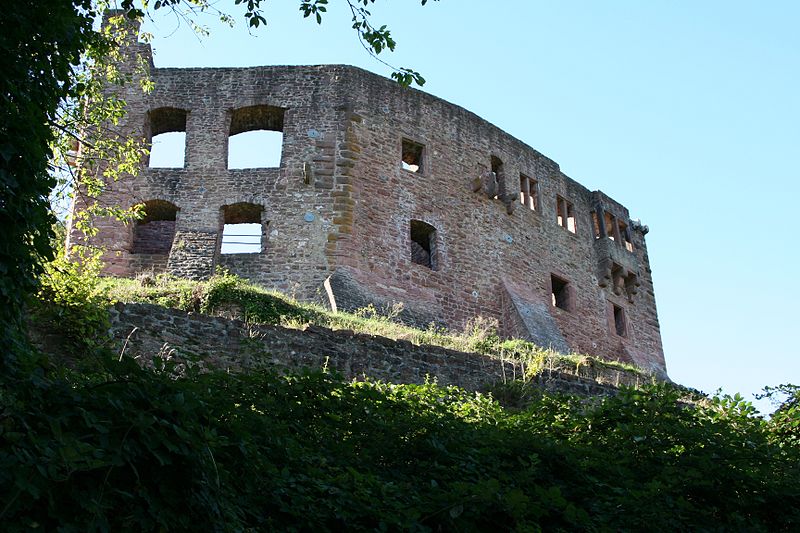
[76,61,359,297]
[326,68,665,375]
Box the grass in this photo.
[99,270,648,381]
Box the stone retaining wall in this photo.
[109,303,651,397]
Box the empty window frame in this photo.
[410,219,438,270]
[556,195,576,233]
[519,174,539,211]
[618,219,634,252]
[611,302,627,337]
[228,105,285,169]
[550,274,573,311]
[131,200,178,254]
[596,209,635,252]
[220,202,265,254]
[401,138,424,173]
[592,211,602,239]
[490,156,504,200]
[147,107,188,168]
[604,212,616,240]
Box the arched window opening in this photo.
[410,219,438,270]
[221,202,265,254]
[228,105,285,169]
[147,107,187,168]
[131,200,178,255]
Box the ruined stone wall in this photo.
[70,24,667,377]
[325,69,665,376]
[108,303,649,397]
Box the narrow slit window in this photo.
[147,107,188,168]
[401,139,424,173]
[410,219,437,270]
[221,203,264,254]
[519,174,538,211]
[612,303,627,337]
[131,200,178,255]
[228,105,285,169]
[490,156,503,200]
[556,195,576,233]
[550,274,572,311]
[619,220,634,252]
[592,211,602,239]
[604,212,617,240]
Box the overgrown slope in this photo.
[2,264,797,531]
[100,270,645,383]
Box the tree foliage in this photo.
[2,347,799,530]
[0,1,98,340]
[0,267,795,530]
[1,0,434,353]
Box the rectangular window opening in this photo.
[604,212,616,240]
[410,219,437,270]
[566,203,576,233]
[228,130,283,169]
[221,223,263,254]
[519,174,538,211]
[556,196,576,233]
[228,105,285,169]
[619,220,634,252]
[148,107,188,169]
[490,156,503,200]
[221,203,265,254]
[401,139,424,173]
[612,303,627,337]
[592,211,602,239]
[132,200,179,255]
[149,132,186,168]
[551,274,572,311]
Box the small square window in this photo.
[402,139,424,173]
[519,174,538,211]
[220,202,265,254]
[612,303,627,337]
[550,274,573,311]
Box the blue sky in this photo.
[140,1,800,412]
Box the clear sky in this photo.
[139,0,800,413]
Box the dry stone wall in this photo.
[69,15,667,377]
[109,303,649,397]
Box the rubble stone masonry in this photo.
[69,19,667,377]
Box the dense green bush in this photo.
[4,266,797,530]
[2,344,798,531]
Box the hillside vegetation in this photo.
[100,269,644,382]
[1,262,798,531]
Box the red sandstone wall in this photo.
[69,27,666,377]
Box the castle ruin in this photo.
[69,19,667,377]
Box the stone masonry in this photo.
[68,14,667,377]
[107,302,650,398]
